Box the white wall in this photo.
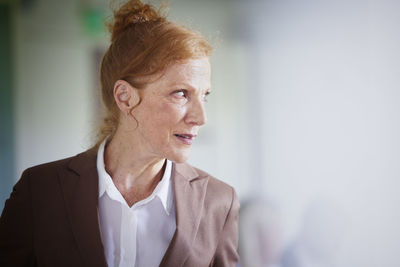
[244,0,400,266]
[15,0,105,176]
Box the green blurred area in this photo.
[82,7,107,37]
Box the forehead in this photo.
[160,58,211,89]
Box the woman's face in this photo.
[131,57,211,163]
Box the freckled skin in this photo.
[131,58,211,163]
[103,58,211,204]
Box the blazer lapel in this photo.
[58,148,107,267]
[160,162,209,267]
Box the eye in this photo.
[173,89,188,98]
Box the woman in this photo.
[0,1,239,266]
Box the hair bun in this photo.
[109,0,165,42]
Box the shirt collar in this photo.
[155,159,173,215]
[97,138,109,199]
[96,138,174,215]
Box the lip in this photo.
[174,133,197,145]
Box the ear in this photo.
[113,80,140,115]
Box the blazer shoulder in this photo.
[194,165,234,189]
[21,147,97,180]
[24,156,73,176]
[191,165,237,207]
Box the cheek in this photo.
[158,103,185,124]
[143,103,185,133]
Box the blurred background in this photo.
[1,0,400,266]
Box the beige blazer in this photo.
[0,148,239,267]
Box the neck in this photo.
[104,128,166,204]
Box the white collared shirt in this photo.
[96,139,176,267]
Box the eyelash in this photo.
[173,89,211,102]
[203,91,210,102]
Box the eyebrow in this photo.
[169,82,210,92]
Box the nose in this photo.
[185,98,207,126]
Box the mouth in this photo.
[174,133,197,145]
